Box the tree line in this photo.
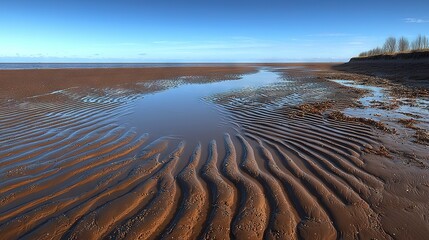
[359,34,429,57]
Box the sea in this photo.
[0,63,234,70]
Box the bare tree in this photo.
[411,34,429,50]
[359,51,368,57]
[368,47,383,56]
[398,37,410,52]
[383,37,397,53]
[357,34,429,57]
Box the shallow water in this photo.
[331,79,429,129]
[112,68,338,143]
[118,69,286,141]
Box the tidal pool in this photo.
[118,69,287,142]
[331,79,429,129]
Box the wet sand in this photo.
[0,66,257,100]
[0,64,428,239]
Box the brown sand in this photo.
[0,66,257,100]
[0,64,428,239]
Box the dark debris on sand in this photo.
[327,111,396,134]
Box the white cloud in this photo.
[306,33,352,37]
[404,18,429,23]
[348,41,364,45]
[152,41,191,45]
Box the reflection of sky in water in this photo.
[331,79,429,129]
[331,80,389,107]
[118,69,285,141]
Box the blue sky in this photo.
[1,0,428,62]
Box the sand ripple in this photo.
[0,68,402,239]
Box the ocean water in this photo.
[0,63,233,70]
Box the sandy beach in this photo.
[0,64,428,239]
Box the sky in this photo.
[1,0,429,62]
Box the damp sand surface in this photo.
[1,64,429,239]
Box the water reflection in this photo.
[118,69,285,141]
[331,79,429,129]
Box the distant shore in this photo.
[0,63,248,70]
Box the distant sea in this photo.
[0,63,232,70]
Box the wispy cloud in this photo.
[404,18,429,23]
[347,41,364,45]
[306,33,352,37]
[152,41,192,45]
[90,42,142,47]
